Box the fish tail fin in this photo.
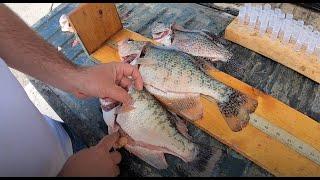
[217,91,258,132]
[186,143,225,175]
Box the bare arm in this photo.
[0,4,143,104]
[0,4,80,93]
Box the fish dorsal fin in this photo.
[135,58,157,65]
[171,23,227,49]
[171,22,216,39]
[199,29,216,41]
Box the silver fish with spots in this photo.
[101,87,203,169]
[151,22,232,62]
[118,40,258,132]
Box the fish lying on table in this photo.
[151,22,232,63]
[100,88,211,170]
[118,39,258,132]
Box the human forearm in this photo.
[0,4,143,103]
[0,4,79,94]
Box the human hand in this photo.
[58,132,122,177]
[72,62,143,105]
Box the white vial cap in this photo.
[264,3,271,10]
[275,8,282,15]
[297,20,304,26]
[306,25,314,32]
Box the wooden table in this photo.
[30,3,320,177]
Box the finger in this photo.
[74,92,90,99]
[112,165,120,177]
[107,85,132,105]
[117,63,143,90]
[110,151,122,164]
[119,77,132,89]
[96,132,120,151]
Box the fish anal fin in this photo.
[175,117,192,140]
[145,85,203,121]
[125,144,168,169]
[158,94,203,121]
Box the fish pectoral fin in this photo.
[193,57,220,73]
[172,22,204,34]
[125,144,168,169]
[199,29,218,41]
[135,57,158,65]
[199,29,227,48]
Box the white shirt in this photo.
[0,58,73,176]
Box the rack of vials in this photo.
[237,3,320,58]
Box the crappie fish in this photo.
[100,88,203,169]
[118,40,258,132]
[151,22,232,62]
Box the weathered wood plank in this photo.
[68,3,123,54]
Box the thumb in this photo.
[107,85,133,106]
[74,91,90,99]
[96,132,120,151]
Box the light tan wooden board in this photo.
[89,29,320,176]
[224,18,320,84]
[68,3,123,54]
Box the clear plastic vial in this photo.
[285,13,293,20]
[271,19,281,40]
[279,12,285,19]
[294,26,307,51]
[275,8,282,16]
[249,11,258,32]
[258,15,268,36]
[289,20,298,43]
[267,13,276,33]
[281,20,293,44]
[306,32,316,54]
[238,6,246,25]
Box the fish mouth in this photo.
[121,54,138,64]
[153,29,171,41]
[118,39,148,64]
[100,98,121,112]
